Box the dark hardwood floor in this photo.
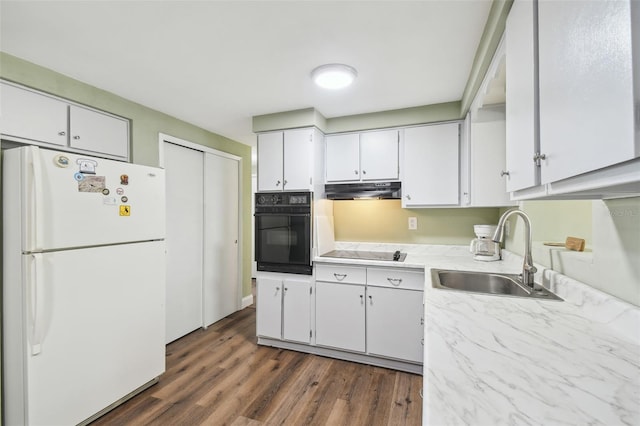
[91,304,423,426]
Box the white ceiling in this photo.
[1,0,493,147]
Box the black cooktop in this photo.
[321,250,407,262]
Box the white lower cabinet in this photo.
[315,281,366,352]
[366,286,424,363]
[314,264,424,365]
[257,265,425,371]
[256,277,283,340]
[256,274,311,344]
[282,281,312,343]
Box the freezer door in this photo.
[13,242,165,426]
[7,146,165,251]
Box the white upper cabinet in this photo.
[359,130,399,180]
[257,131,284,191]
[402,123,460,206]
[505,0,640,199]
[537,0,637,184]
[69,105,129,158]
[0,81,130,160]
[325,129,399,182]
[257,127,320,192]
[0,82,68,146]
[505,0,539,192]
[466,108,516,207]
[283,128,314,191]
[325,133,360,182]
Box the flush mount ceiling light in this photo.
[311,63,358,90]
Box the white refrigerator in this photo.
[3,145,166,425]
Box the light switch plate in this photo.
[408,217,418,230]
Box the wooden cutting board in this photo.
[543,237,585,252]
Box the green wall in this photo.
[333,200,500,245]
[0,51,253,299]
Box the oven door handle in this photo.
[254,212,311,217]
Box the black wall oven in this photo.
[255,192,312,275]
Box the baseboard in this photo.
[241,294,254,308]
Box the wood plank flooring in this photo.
[91,304,423,426]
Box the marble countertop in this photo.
[315,242,640,425]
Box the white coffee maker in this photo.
[470,224,501,261]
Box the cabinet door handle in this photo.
[405,194,411,201]
[360,294,364,304]
[283,179,288,187]
[58,131,66,136]
[354,170,359,175]
[420,317,424,325]
[368,295,373,305]
[387,278,402,286]
[276,180,281,186]
[284,287,288,292]
[500,170,510,177]
[362,170,367,175]
[73,135,80,140]
[333,273,347,281]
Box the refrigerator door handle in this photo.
[29,253,45,355]
[28,146,45,252]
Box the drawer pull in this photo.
[334,273,347,281]
[387,278,402,286]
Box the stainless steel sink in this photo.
[431,269,563,301]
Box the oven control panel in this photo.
[256,191,311,207]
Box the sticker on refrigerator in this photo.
[78,176,106,193]
[77,158,98,174]
[53,154,70,168]
[119,205,131,216]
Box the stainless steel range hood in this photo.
[325,182,402,200]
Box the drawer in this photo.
[366,267,424,290]
[315,263,366,284]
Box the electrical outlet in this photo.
[408,217,418,230]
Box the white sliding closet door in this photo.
[164,142,204,343]
[203,153,240,326]
[163,136,242,343]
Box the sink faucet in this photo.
[492,208,537,287]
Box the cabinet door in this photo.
[325,134,360,182]
[282,279,311,343]
[403,123,459,206]
[315,281,365,352]
[283,128,312,191]
[470,110,515,207]
[538,0,636,184]
[256,277,282,339]
[69,105,129,159]
[505,0,539,192]
[367,287,423,363]
[360,130,399,180]
[0,82,68,146]
[257,132,284,191]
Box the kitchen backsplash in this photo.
[332,200,500,245]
